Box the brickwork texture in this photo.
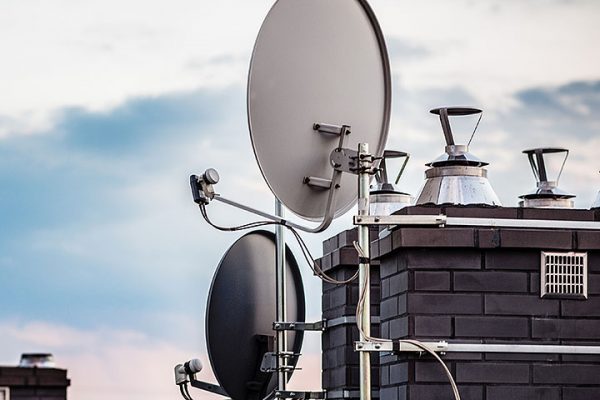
[320,206,600,400]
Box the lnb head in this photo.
[190,168,220,205]
[203,168,219,185]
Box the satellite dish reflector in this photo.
[206,230,305,400]
[248,0,391,220]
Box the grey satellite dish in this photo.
[206,230,305,400]
[248,0,391,221]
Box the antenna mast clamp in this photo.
[274,390,326,399]
[273,321,326,331]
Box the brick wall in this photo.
[375,206,600,400]
[320,228,381,398]
[0,367,69,400]
[320,205,600,400]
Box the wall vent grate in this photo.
[541,251,587,299]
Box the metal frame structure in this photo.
[355,340,600,355]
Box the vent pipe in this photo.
[370,150,413,215]
[519,147,575,208]
[19,353,55,368]
[415,107,501,206]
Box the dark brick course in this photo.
[412,316,452,337]
[532,318,600,339]
[0,366,69,400]
[454,271,528,292]
[454,316,529,338]
[485,294,559,316]
[409,384,483,400]
[486,385,560,400]
[413,271,450,292]
[563,387,600,400]
[456,362,530,383]
[533,364,600,385]
[407,293,482,315]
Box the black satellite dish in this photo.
[206,230,306,400]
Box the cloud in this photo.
[0,319,215,400]
[373,0,600,108]
[0,319,322,400]
[384,79,600,207]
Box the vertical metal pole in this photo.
[275,198,288,392]
[357,143,371,400]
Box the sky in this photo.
[1,0,599,399]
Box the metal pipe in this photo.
[357,143,371,400]
[275,199,288,392]
[213,193,334,233]
[353,214,600,231]
[356,340,600,355]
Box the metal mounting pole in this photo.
[275,198,288,392]
[357,143,371,400]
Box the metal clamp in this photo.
[353,214,447,226]
[313,123,348,136]
[275,390,326,399]
[273,321,325,331]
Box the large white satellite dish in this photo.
[248,0,391,221]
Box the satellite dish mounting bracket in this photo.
[194,124,357,233]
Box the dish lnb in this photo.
[519,148,575,209]
[190,168,220,205]
[174,359,204,385]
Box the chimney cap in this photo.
[19,353,56,368]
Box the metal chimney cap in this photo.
[519,146,575,205]
[19,353,55,368]
[430,107,482,116]
[519,181,576,199]
[426,146,488,167]
[522,147,568,155]
[370,182,410,195]
[426,107,489,167]
[592,191,600,209]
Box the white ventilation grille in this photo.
[541,252,587,299]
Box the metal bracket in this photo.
[273,321,326,331]
[303,176,332,190]
[275,390,326,399]
[313,123,347,136]
[326,390,379,399]
[353,214,447,226]
[260,352,277,373]
[260,352,299,373]
[355,341,396,352]
[353,214,600,231]
[354,340,600,355]
[324,316,380,329]
[330,148,359,174]
[189,379,229,397]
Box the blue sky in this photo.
[1,1,599,399]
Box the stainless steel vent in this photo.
[415,107,501,206]
[541,251,587,299]
[520,148,575,208]
[370,150,413,215]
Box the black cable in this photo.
[183,383,194,400]
[179,384,191,400]
[199,204,359,285]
